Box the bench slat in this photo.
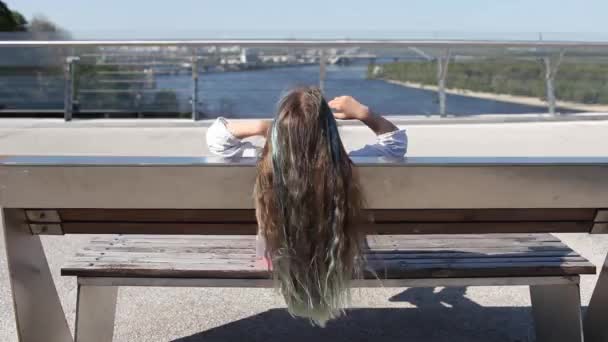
[68,255,589,265]
[80,247,575,257]
[61,234,596,279]
[54,208,597,223]
[59,221,592,235]
[84,235,569,249]
[62,261,594,279]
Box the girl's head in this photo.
[254,87,364,326]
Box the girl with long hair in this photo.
[206,87,407,326]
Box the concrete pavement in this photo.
[1,118,608,341]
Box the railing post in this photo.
[135,92,142,118]
[319,49,326,92]
[63,56,79,121]
[437,48,450,117]
[191,56,199,120]
[543,49,565,115]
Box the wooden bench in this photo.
[62,234,594,342]
[2,156,608,342]
[61,234,595,341]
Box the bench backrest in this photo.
[2,156,607,235]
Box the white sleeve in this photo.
[348,129,408,158]
[206,117,258,158]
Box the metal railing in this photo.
[2,39,608,48]
[1,39,608,121]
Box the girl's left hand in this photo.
[328,96,371,121]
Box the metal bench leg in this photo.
[75,284,118,342]
[530,283,584,342]
[2,208,74,342]
[584,252,608,342]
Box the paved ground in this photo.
[1,118,608,341]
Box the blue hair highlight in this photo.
[320,99,342,166]
[270,117,290,242]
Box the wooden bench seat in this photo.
[62,234,595,281]
[62,233,594,342]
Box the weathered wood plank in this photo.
[61,261,595,278]
[61,221,592,235]
[84,236,571,249]
[67,255,589,265]
[80,246,574,258]
[368,234,561,240]
[58,209,257,223]
[62,234,596,279]
[91,233,562,242]
[368,208,596,222]
[362,222,591,234]
[62,222,257,235]
[53,208,597,223]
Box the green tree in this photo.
[27,15,71,39]
[29,16,60,32]
[0,1,27,31]
[370,59,608,105]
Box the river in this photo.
[159,64,553,117]
[1,64,556,117]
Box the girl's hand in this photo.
[328,96,371,121]
[329,96,398,135]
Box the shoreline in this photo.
[384,79,608,113]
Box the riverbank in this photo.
[384,79,608,113]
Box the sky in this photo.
[7,0,608,39]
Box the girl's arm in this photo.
[328,96,398,135]
[206,118,270,157]
[226,120,271,139]
[328,96,407,158]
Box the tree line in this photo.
[0,1,26,31]
[0,0,67,34]
[370,59,608,105]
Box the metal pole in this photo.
[135,92,142,118]
[543,49,565,115]
[544,57,556,115]
[63,56,78,121]
[437,48,451,117]
[319,49,326,92]
[191,56,199,120]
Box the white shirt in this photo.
[206,117,408,158]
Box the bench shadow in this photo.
[172,287,536,342]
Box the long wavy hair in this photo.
[254,87,365,326]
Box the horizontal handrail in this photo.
[1,39,608,48]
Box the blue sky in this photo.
[7,0,608,39]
